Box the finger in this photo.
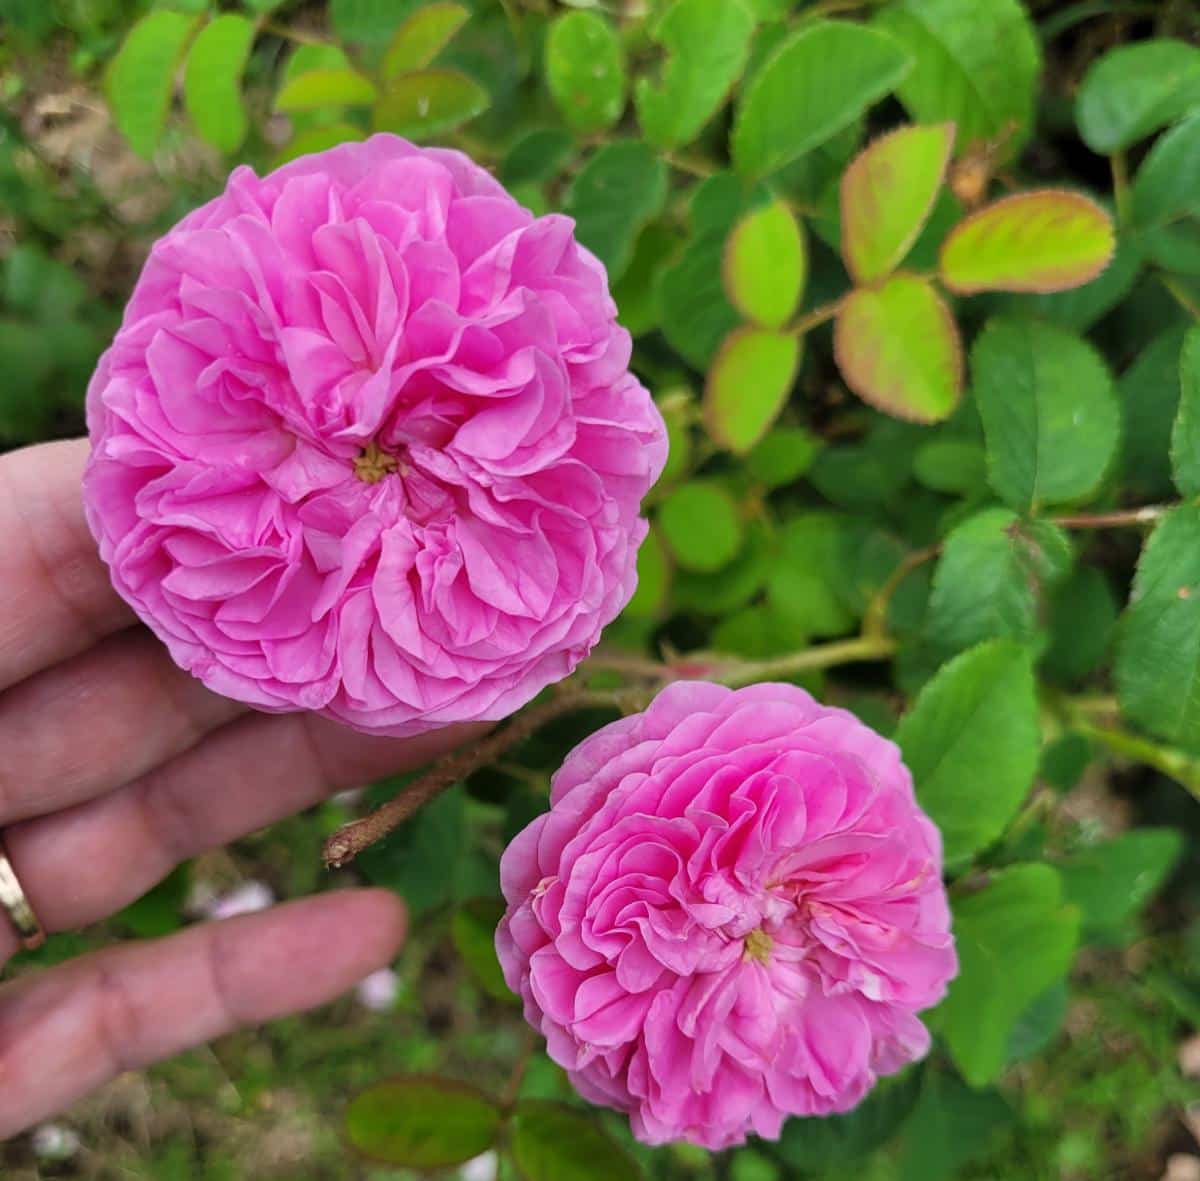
[0,439,133,692]
[0,629,245,825]
[0,715,485,962]
[0,890,406,1137]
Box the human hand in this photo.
[0,439,481,1137]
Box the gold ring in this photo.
[0,836,44,952]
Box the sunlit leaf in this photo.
[840,122,954,283]
[381,2,470,80]
[704,327,800,453]
[275,68,379,112]
[834,275,962,423]
[106,10,198,158]
[373,69,488,139]
[940,191,1114,294]
[183,14,255,154]
[723,200,806,328]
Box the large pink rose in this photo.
[84,135,665,736]
[497,681,957,1149]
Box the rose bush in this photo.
[83,135,666,736]
[498,681,956,1148]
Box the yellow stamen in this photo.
[353,441,399,485]
[743,928,773,965]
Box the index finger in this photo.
[0,439,133,691]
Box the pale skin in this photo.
[0,438,483,1138]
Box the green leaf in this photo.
[657,183,745,369]
[381,2,470,80]
[912,439,987,496]
[658,480,742,572]
[840,122,954,283]
[511,1101,645,1181]
[613,224,679,336]
[674,519,772,615]
[777,1071,923,1169]
[275,68,378,112]
[940,192,1115,294]
[1121,326,1188,500]
[1131,113,1200,229]
[732,20,911,178]
[451,898,515,1003]
[896,639,1038,864]
[972,317,1120,512]
[1172,326,1200,498]
[896,1070,1012,1181]
[874,0,1040,156]
[1057,829,1184,943]
[106,10,198,158]
[722,199,806,329]
[331,0,411,45]
[925,508,1073,658]
[563,141,668,282]
[373,69,488,139]
[345,1076,502,1168]
[1043,566,1118,685]
[183,14,255,153]
[1115,505,1200,751]
[746,425,822,488]
[704,328,800,454]
[501,128,575,188]
[635,0,756,150]
[358,784,466,916]
[545,11,626,136]
[625,525,672,618]
[933,864,1080,1086]
[3,246,85,322]
[768,513,859,639]
[1076,39,1200,154]
[1007,982,1069,1063]
[834,274,962,423]
[276,122,366,165]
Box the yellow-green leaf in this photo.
[381,2,470,81]
[840,122,954,283]
[275,122,366,167]
[275,67,378,112]
[834,275,962,423]
[722,200,807,328]
[183,14,255,154]
[106,10,198,158]
[704,327,800,454]
[939,190,1115,295]
[373,69,488,140]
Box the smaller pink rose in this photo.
[496,681,957,1149]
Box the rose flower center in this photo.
[353,441,400,485]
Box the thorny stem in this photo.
[789,297,845,336]
[1110,152,1131,225]
[862,544,940,639]
[1051,504,1174,529]
[1058,700,1200,804]
[322,686,646,868]
[262,20,329,46]
[1159,272,1200,323]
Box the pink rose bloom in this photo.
[84,135,665,735]
[496,681,957,1149]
